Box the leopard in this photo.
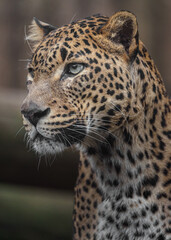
[21,11,171,240]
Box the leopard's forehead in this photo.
[31,15,108,72]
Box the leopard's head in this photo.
[21,11,140,155]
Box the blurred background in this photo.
[0,0,170,239]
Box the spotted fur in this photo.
[21,11,171,240]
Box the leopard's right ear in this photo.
[97,11,139,62]
[26,18,56,51]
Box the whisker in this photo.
[37,156,42,171]
[73,124,118,145]
[18,59,30,62]
[69,12,78,24]
[67,134,90,148]
[61,130,72,147]
[49,155,56,167]
[66,126,106,144]
[15,126,25,137]
[24,25,33,53]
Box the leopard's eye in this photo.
[67,63,84,75]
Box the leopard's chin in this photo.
[27,128,66,155]
[32,134,66,155]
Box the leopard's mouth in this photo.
[28,121,87,154]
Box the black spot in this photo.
[113,179,119,186]
[125,186,134,198]
[152,162,160,173]
[161,112,167,127]
[116,117,124,126]
[142,82,148,94]
[138,152,144,160]
[141,209,146,217]
[108,73,113,80]
[84,159,89,168]
[63,42,71,50]
[84,48,91,54]
[97,105,105,113]
[127,150,135,164]
[65,36,72,41]
[138,69,145,80]
[113,67,117,77]
[107,89,115,96]
[150,108,158,124]
[92,95,98,103]
[105,63,110,69]
[165,228,171,234]
[142,175,159,187]
[144,150,149,159]
[116,204,127,213]
[49,57,52,62]
[163,179,171,187]
[114,162,121,174]
[95,67,101,73]
[107,109,115,116]
[91,85,96,91]
[60,47,68,61]
[122,219,130,227]
[92,43,97,49]
[143,190,151,199]
[83,39,90,46]
[104,53,109,59]
[83,186,88,193]
[101,96,107,103]
[91,181,97,188]
[134,231,144,237]
[162,130,171,139]
[127,171,133,179]
[157,234,165,240]
[114,104,121,112]
[155,152,164,160]
[96,52,102,58]
[115,82,124,90]
[106,134,115,147]
[136,57,140,64]
[93,200,98,208]
[166,161,171,169]
[131,212,138,219]
[78,227,82,237]
[162,168,168,176]
[156,192,167,199]
[107,215,114,224]
[116,93,124,100]
[86,233,91,239]
[123,128,132,145]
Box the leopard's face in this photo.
[21,12,139,155]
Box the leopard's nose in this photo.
[21,101,50,127]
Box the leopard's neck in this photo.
[82,112,169,196]
[80,44,171,202]
[80,98,171,239]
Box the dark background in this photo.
[0,0,170,239]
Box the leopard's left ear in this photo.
[26,18,56,51]
[100,11,139,61]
